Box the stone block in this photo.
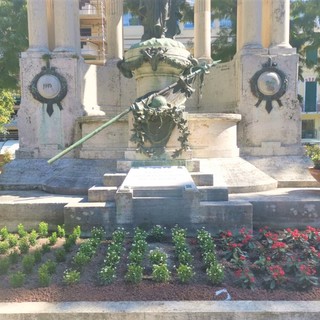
[251,200,320,230]
[64,202,116,237]
[115,188,133,224]
[198,186,229,201]
[191,173,214,186]
[132,197,192,228]
[88,186,117,202]
[192,201,253,234]
[103,173,127,187]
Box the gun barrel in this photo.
[47,108,131,164]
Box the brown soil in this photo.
[1,238,320,302]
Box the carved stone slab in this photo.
[120,166,196,191]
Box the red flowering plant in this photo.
[263,264,287,290]
[283,228,309,249]
[234,267,256,290]
[216,226,320,292]
[253,254,272,273]
[304,226,320,249]
[295,263,319,290]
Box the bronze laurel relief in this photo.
[250,58,288,113]
[130,94,190,159]
[29,65,68,117]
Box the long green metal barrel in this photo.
[47,108,131,164]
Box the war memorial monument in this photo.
[0,0,319,236]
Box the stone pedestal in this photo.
[118,38,195,161]
[17,53,84,159]
[236,52,302,157]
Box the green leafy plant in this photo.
[73,252,91,269]
[306,144,320,169]
[7,234,18,248]
[28,230,38,246]
[57,225,66,238]
[206,263,224,284]
[91,226,105,242]
[41,243,51,254]
[17,223,27,238]
[38,222,49,238]
[152,263,171,283]
[148,225,166,242]
[176,263,194,283]
[125,263,144,284]
[149,248,167,265]
[111,227,127,243]
[0,257,10,275]
[98,265,116,285]
[38,264,51,287]
[63,269,80,285]
[55,248,66,262]
[0,226,9,240]
[48,232,58,246]
[22,254,35,274]
[42,259,57,275]
[9,271,26,288]
[0,241,9,254]
[18,237,30,254]
[33,249,42,264]
[178,250,193,265]
[8,250,19,264]
[63,226,81,252]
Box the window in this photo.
[305,81,317,112]
[306,47,318,65]
[302,119,316,139]
[80,28,92,37]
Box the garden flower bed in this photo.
[1,223,320,302]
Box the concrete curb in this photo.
[0,301,320,319]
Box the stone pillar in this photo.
[53,0,80,52]
[27,0,49,52]
[236,0,243,53]
[194,0,212,62]
[106,0,123,61]
[237,0,263,51]
[269,0,291,50]
[46,0,55,52]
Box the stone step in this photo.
[64,201,116,237]
[132,188,183,198]
[198,186,228,201]
[192,200,253,234]
[88,186,117,202]
[103,173,126,187]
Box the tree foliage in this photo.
[290,0,320,81]
[0,0,28,90]
[211,0,237,62]
[0,90,14,133]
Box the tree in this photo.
[290,0,320,82]
[0,0,28,90]
[0,90,14,133]
[211,0,237,62]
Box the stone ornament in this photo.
[29,66,68,116]
[250,58,288,113]
[117,38,195,79]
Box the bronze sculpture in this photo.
[138,0,185,41]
